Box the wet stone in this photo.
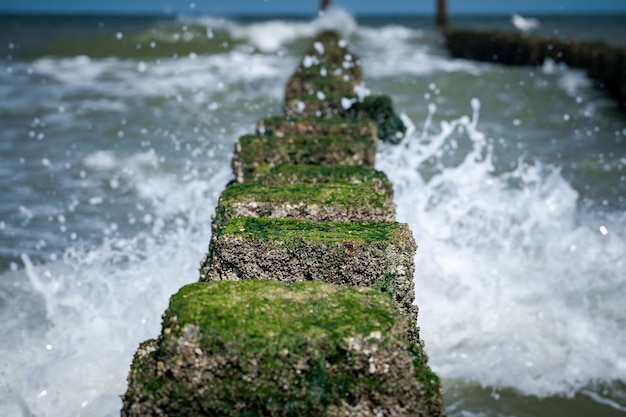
[256,115,375,138]
[284,31,363,118]
[200,217,417,322]
[248,164,393,195]
[231,133,377,183]
[212,181,395,233]
[121,280,445,417]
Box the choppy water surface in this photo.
[1,10,625,417]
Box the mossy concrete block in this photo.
[121,280,445,417]
[256,115,374,138]
[285,92,360,118]
[213,181,395,233]
[249,164,393,194]
[285,31,363,118]
[351,95,407,144]
[232,134,377,182]
[200,217,417,321]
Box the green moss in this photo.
[220,181,389,210]
[408,342,446,415]
[249,163,392,190]
[284,93,360,118]
[219,217,402,244]
[351,95,406,144]
[284,30,363,118]
[166,281,395,350]
[256,115,373,138]
[124,281,445,416]
[131,281,401,416]
[232,133,377,180]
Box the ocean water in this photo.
[1,9,625,417]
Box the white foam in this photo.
[357,26,483,77]
[232,20,315,53]
[32,50,288,102]
[0,162,232,417]
[313,7,357,38]
[377,101,626,398]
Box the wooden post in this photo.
[320,0,331,12]
[436,0,448,29]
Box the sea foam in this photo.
[377,99,626,398]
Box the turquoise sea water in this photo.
[1,10,625,416]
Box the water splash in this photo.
[377,100,626,399]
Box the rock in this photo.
[231,133,377,183]
[351,95,407,144]
[200,217,417,322]
[256,115,375,138]
[284,31,362,118]
[248,164,393,195]
[212,181,395,230]
[121,280,445,417]
[282,30,406,142]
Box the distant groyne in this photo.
[444,28,626,111]
[121,31,445,416]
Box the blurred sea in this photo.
[1,9,625,417]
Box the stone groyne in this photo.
[121,31,445,417]
[444,28,626,110]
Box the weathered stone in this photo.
[256,115,375,138]
[212,181,395,232]
[231,133,377,183]
[285,31,363,118]
[248,164,393,195]
[352,95,407,144]
[203,181,396,267]
[121,280,445,417]
[123,22,445,417]
[281,31,407,141]
[200,217,417,322]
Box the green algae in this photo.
[351,95,407,144]
[256,115,374,138]
[219,216,403,244]
[285,30,362,92]
[201,217,418,322]
[219,182,390,210]
[232,133,377,181]
[249,163,392,191]
[165,281,395,349]
[122,281,445,417]
[124,26,446,417]
[284,30,363,118]
[213,181,393,228]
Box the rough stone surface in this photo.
[284,31,362,118]
[123,27,446,417]
[213,181,395,229]
[351,95,407,144]
[121,280,445,417]
[256,116,375,138]
[280,30,407,142]
[200,217,417,322]
[248,164,393,195]
[205,181,396,269]
[232,133,377,183]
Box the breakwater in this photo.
[121,30,445,416]
[444,28,626,110]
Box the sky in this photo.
[0,0,625,15]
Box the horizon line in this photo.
[1,10,625,17]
